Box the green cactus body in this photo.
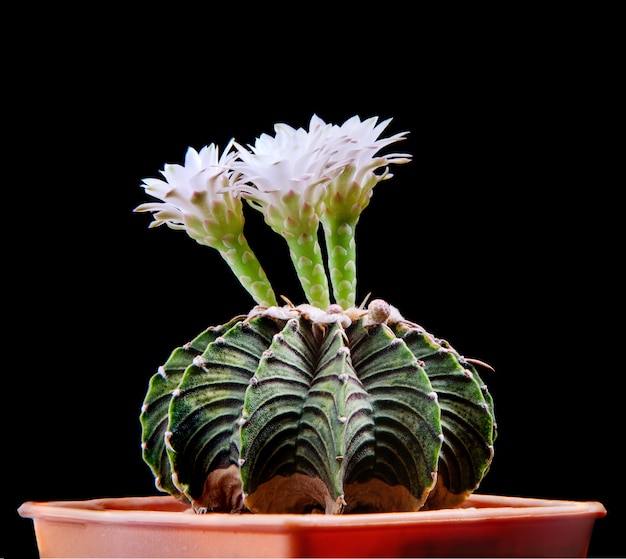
[166,315,282,512]
[391,322,496,509]
[140,300,496,515]
[140,315,244,498]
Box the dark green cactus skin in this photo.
[140,301,496,514]
[140,316,244,499]
[391,322,497,509]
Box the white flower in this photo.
[318,115,412,309]
[134,141,244,247]
[332,115,411,166]
[322,115,412,221]
[227,114,348,234]
[135,141,278,307]
[224,115,353,309]
[134,114,413,311]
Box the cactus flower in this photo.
[320,116,412,308]
[226,115,349,309]
[134,142,277,308]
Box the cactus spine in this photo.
[140,300,496,514]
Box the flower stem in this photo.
[283,230,331,309]
[322,217,358,309]
[216,232,278,308]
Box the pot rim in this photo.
[18,493,606,530]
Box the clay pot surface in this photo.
[18,493,606,558]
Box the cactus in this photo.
[136,114,496,515]
[140,300,496,514]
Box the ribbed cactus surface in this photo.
[140,300,496,515]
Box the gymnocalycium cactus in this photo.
[135,115,496,515]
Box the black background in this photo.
[4,8,622,558]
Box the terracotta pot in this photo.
[18,493,605,558]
